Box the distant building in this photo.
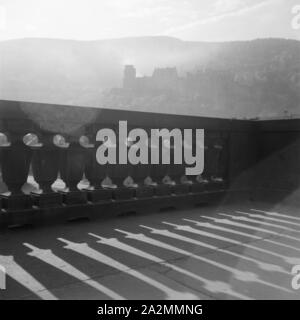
[122,65,180,93]
[123,65,137,90]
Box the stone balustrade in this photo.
[0,99,265,228]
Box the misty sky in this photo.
[0,0,299,42]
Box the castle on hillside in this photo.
[123,65,181,93]
[103,64,299,119]
[120,64,238,97]
[103,64,238,116]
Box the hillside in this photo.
[0,36,299,118]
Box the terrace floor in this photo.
[0,201,300,300]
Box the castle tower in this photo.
[123,65,136,90]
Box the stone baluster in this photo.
[147,133,162,186]
[204,132,225,191]
[211,133,228,189]
[0,132,33,211]
[167,133,190,195]
[99,128,133,200]
[134,135,155,198]
[192,134,209,193]
[113,133,136,200]
[83,135,113,203]
[123,136,138,189]
[153,134,172,196]
[26,133,63,208]
[219,133,229,187]
[56,134,87,205]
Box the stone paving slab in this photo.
[1,202,300,300]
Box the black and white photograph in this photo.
[0,0,300,311]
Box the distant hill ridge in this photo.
[0,36,299,118]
